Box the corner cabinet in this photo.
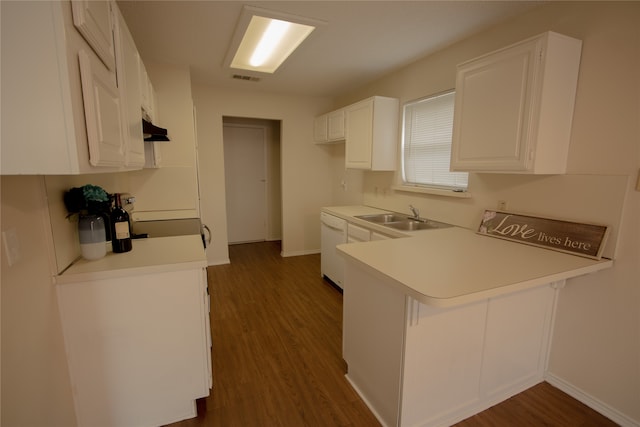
[0,1,143,174]
[55,237,211,427]
[450,32,582,174]
[345,96,399,171]
[314,109,346,143]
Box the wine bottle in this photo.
[111,193,132,253]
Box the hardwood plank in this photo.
[164,241,616,427]
[455,382,618,426]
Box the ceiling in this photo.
[118,1,542,98]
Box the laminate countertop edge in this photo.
[336,225,613,308]
[55,235,207,284]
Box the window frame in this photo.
[400,90,469,192]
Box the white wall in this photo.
[1,176,77,427]
[128,61,200,221]
[334,2,640,424]
[192,85,349,264]
[44,173,130,273]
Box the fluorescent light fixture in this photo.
[249,19,291,67]
[225,6,321,74]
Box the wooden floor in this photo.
[164,241,617,427]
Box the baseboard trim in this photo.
[545,373,639,427]
[281,249,320,257]
[207,258,230,266]
[345,374,391,427]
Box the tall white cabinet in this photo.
[345,96,399,171]
[450,31,582,174]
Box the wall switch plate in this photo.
[2,228,21,266]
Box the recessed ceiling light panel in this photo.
[224,6,324,75]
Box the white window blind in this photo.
[402,91,468,190]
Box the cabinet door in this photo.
[78,49,126,167]
[314,114,328,142]
[481,285,556,398]
[451,37,540,172]
[347,223,371,243]
[327,109,345,140]
[451,32,581,174]
[71,0,116,71]
[371,231,392,241]
[139,61,157,121]
[345,99,374,169]
[114,8,144,167]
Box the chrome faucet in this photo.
[409,204,420,220]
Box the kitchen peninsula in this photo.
[55,235,211,427]
[335,214,612,427]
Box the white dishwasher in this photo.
[320,212,347,289]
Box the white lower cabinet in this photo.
[371,231,393,241]
[347,223,395,243]
[57,267,211,427]
[343,261,557,427]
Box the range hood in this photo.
[142,119,170,142]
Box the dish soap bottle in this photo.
[111,193,132,253]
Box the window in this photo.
[401,91,468,190]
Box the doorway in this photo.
[223,117,282,245]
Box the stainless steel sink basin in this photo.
[355,212,452,231]
[385,220,451,231]
[355,213,409,223]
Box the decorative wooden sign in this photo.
[478,210,609,259]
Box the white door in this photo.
[223,124,267,244]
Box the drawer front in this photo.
[347,223,371,242]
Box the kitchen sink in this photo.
[385,220,451,231]
[355,213,409,223]
[355,213,452,231]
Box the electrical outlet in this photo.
[2,228,21,266]
[497,200,508,211]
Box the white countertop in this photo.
[56,235,207,284]
[330,207,613,307]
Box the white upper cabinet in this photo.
[78,49,126,167]
[314,109,345,143]
[114,7,145,167]
[314,114,329,142]
[0,1,144,175]
[345,96,399,171]
[71,0,116,71]
[139,61,157,122]
[451,32,582,174]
